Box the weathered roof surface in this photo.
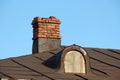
[0,46,120,80]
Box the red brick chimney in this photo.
[32,16,61,53]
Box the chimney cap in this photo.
[32,16,61,25]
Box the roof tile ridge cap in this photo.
[0,54,33,60]
[81,45,112,49]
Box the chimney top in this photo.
[32,16,61,25]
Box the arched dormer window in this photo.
[60,45,91,75]
[64,50,85,73]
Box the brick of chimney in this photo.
[32,16,61,53]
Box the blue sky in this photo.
[0,0,120,59]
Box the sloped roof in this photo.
[0,46,120,80]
